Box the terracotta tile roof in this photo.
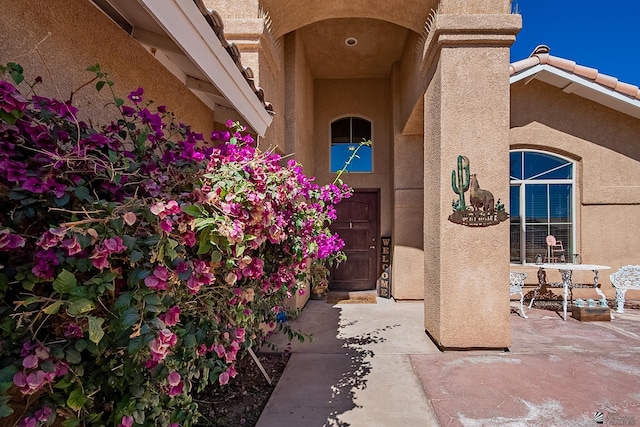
[193,0,274,114]
[510,45,640,101]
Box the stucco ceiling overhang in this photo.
[90,0,272,136]
[259,0,438,37]
[511,65,640,120]
[298,18,409,79]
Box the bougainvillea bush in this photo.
[0,64,350,427]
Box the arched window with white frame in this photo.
[330,116,372,173]
[510,150,575,264]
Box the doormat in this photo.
[326,292,377,304]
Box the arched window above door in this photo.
[330,117,372,173]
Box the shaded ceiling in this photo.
[260,0,436,38]
[298,18,410,79]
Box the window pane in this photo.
[510,223,521,262]
[533,163,573,180]
[509,185,520,217]
[351,118,371,143]
[330,117,373,172]
[550,224,571,258]
[330,144,372,172]
[525,225,549,263]
[524,152,569,180]
[510,151,522,180]
[331,118,350,143]
[525,184,548,223]
[549,184,571,223]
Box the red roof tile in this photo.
[193,0,273,114]
[510,45,640,101]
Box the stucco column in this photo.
[423,12,521,349]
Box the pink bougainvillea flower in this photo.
[34,406,52,422]
[13,370,47,395]
[89,249,110,270]
[218,365,238,386]
[123,211,137,225]
[22,355,39,369]
[147,329,178,367]
[218,371,230,386]
[64,323,84,338]
[182,230,196,247]
[61,236,82,256]
[18,416,36,427]
[35,227,66,249]
[159,306,180,326]
[121,105,135,117]
[21,177,47,194]
[167,371,183,396]
[103,237,126,253]
[0,229,25,251]
[144,265,169,291]
[31,250,59,279]
[127,87,144,104]
[160,218,173,233]
[118,415,134,427]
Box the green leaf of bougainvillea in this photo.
[68,298,94,315]
[65,348,82,364]
[54,194,70,207]
[53,270,78,294]
[67,388,87,411]
[0,365,17,383]
[88,316,105,344]
[120,308,139,329]
[182,204,202,218]
[61,418,81,427]
[0,396,13,418]
[210,250,222,262]
[129,250,144,263]
[74,186,90,201]
[43,300,64,315]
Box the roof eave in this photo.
[511,64,640,120]
[93,0,272,136]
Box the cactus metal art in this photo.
[448,155,508,227]
[451,155,470,211]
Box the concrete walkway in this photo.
[257,297,440,427]
[257,298,640,427]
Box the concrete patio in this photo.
[257,297,640,427]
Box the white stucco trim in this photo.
[511,64,640,120]
[137,0,271,135]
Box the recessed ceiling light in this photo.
[345,37,358,47]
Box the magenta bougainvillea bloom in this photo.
[0,68,350,427]
[159,306,180,326]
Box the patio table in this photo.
[525,263,611,320]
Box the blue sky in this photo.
[510,1,640,86]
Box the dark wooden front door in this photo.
[329,189,380,291]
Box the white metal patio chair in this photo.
[510,271,528,318]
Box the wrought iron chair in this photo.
[509,272,528,318]
[545,235,565,263]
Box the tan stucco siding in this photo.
[283,32,315,174]
[0,0,215,135]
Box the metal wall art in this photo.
[448,155,508,227]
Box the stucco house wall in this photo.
[510,78,640,300]
[0,0,216,135]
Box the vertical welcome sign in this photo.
[379,236,391,298]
